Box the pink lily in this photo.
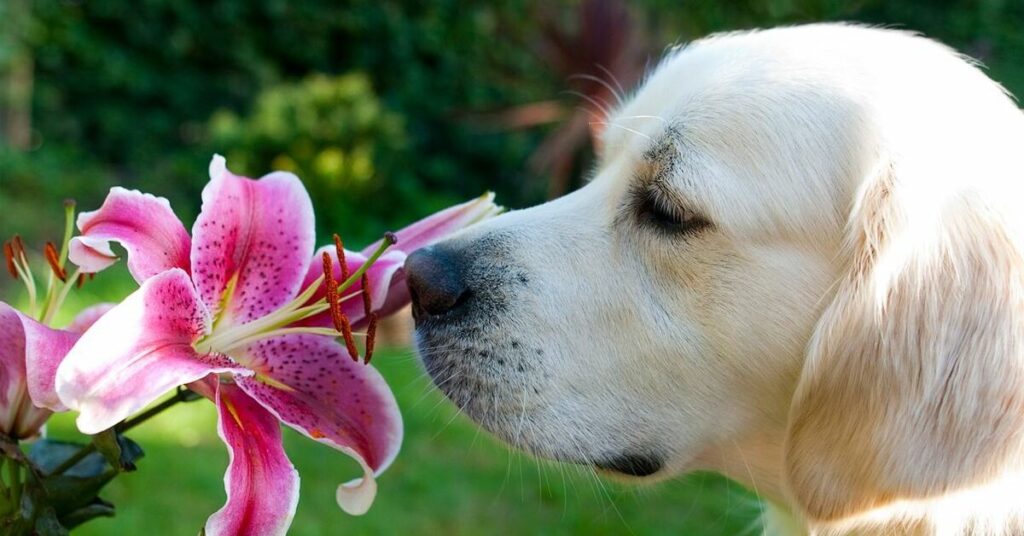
[0,302,112,440]
[58,155,499,535]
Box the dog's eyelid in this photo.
[649,179,707,221]
[629,181,711,236]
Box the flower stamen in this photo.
[6,235,38,316]
[334,233,349,282]
[322,250,360,361]
[44,241,67,282]
[364,313,378,364]
[360,272,378,365]
[3,241,17,279]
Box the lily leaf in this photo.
[59,499,115,529]
[27,440,104,477]
[93,430,144,472]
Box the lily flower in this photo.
[58,155,499,535]
[1,204,112,441]
[0,303,110,440]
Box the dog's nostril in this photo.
[405,245,470,317]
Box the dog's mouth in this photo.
[592,453,664,477]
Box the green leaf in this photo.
[91,430,123,471]
[92,431,144,472]
[27,440,104,478]
[32,505,68,536]
[59,499,115,529]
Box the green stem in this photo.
[58,200,75,266]
[48,443,94,477]
[117,388,200,434]
[41,267,81,325]
[6,460,19,511]
[50,388,201,476]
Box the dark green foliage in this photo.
[0,435,143,533]
[2,1,1022,249]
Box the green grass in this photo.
[42,347,763,535]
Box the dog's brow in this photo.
[640,123,684,173]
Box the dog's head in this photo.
[408,24,1024,525]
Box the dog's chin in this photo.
[415,321,668,482]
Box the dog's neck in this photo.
[695,428,1024,535]
[693,427,807,534]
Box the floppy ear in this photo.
[784,164,1024,522]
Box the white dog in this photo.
[405,24,1024,535]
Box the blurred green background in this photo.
[2,1,1023,534]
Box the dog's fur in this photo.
[410,24,1024,535]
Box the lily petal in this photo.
[0,303,77,435]
[234,334,402,514]
[65,303,116,334]
[191,155,315,325]
[69,187,192,282]
[205,381,299,536]
[56,269,249,434]
[0,303,33,436]
[361,192,501,256]
[295,248,407,330]
[20,314,79,413]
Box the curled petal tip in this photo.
[209,154,228,179]
[336,474,377,516]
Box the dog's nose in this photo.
[405,245,469,319]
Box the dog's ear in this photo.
[784,164,1024,522]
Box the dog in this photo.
[405,24,1024,535]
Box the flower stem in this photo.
[117,387,201,433]
[50,388,201,476]
[41,267,82,325]
[6,459,20,511]
[48,444,93,477]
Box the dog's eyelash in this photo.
[633,187,710,236]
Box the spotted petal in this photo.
[205,381,299,536]
[234,334,402,514]
[295,248,407,330]
[56,269,249,434]
[69,187,192,282]
[190,155,315,325]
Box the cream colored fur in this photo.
[419,23,1024,535]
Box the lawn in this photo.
[43,344,763,535]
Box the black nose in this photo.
[405,245,470,319]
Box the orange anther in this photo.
[44,241,67,282]
[3,241,17,279]
[333,233,349,283]
[364,313,379,365]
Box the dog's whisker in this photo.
[594,63,628,105]
[568,72,625,109]
[589,121,652,142]
[616,114,668,124]
[563,89,614,119]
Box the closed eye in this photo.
[634,186,711,236]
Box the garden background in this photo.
[1,1,1022,534]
